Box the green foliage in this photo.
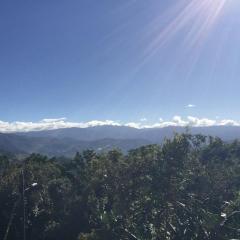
[1,134,240,239]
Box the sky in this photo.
[1,0,240,131]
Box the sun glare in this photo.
[146,0,228,58]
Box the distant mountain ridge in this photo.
[17,125,240,141]
[1,125,240,157]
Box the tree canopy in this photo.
[1,134,240,240]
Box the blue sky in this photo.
[1,0,240,126]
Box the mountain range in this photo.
[1,125,240,157]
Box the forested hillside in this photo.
[2,125,240,157]
[1,134,240,240]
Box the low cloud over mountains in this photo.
[0,116,240,133]
[1,124,240,157]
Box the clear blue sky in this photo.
[1,0,240,123]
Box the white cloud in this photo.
[187,116,216,127]
[0,119,121,133]
[0,116,239,133]
[219,119,239,126]
[186,104,196,108]
[173,116,187,126]
[125,122,142,128]
[140,118,147,122]
[84,120,121,128]
[41,118,67,123]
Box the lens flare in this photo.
[146,0,227,58]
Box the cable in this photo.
[22,169,26,240]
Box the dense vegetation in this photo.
[1,134,240,240]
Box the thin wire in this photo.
[22,168,26,240]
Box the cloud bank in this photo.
[0,116,240,133]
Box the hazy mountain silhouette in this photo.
[1,125,240,157]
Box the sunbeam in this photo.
[146,0,227,58]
